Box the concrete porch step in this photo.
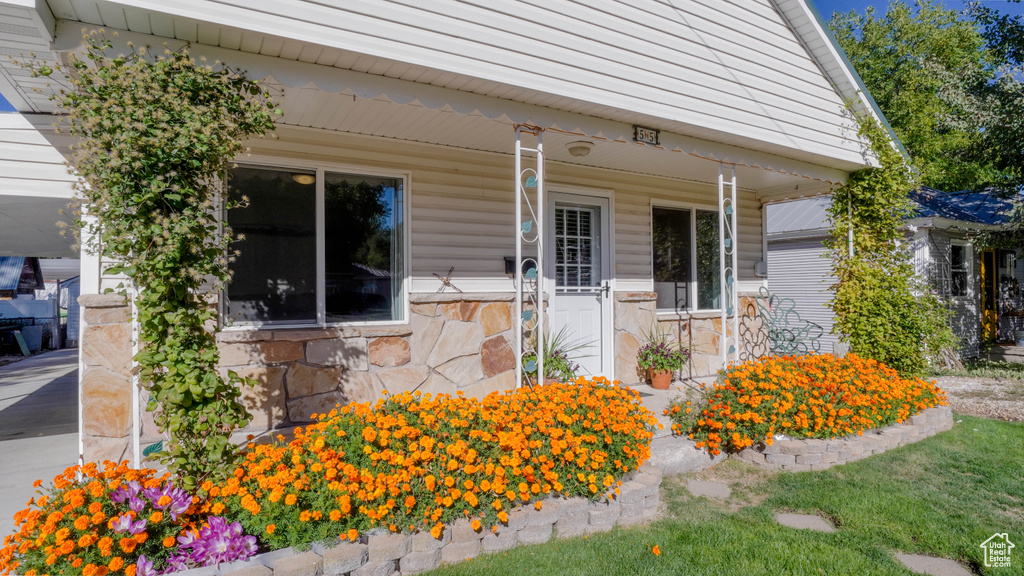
[986,345,1024,363]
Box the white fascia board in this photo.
[908,216,1004,232]
[0,0,55,40]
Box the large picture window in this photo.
[652,206,721,311]
[226,164,405,325]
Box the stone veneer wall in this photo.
[613,292,762,384]
[732,406,954,472]
[78,293,134,463]
[213,293,519,434]
[171,464,663,576]
[77,293,520,462]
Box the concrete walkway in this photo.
[0,349,79,537]
[628,377,726,476]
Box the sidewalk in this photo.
[0,349,79,537]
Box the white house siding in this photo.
[43,0,862,169]
[926,229,980,358]
[0,114,78,257]
[231,126,766,295]
[766,237,839,353]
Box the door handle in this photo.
[601,281,611,296]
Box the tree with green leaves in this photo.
[829,0,1023,194]
[37,32,279,489]
[827,113,958,375]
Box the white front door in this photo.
[547,192,612,378]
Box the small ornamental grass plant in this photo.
[204,377,659,550]
[0,462,258,576]
[668,353,947,455]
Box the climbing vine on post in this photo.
[827,109,957,375]
[38,32,279,489]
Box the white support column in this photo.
[514,125,544,387]
[730,166,739,364]
[719,164,739,365]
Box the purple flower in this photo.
[136,482,192,520]
[166,516,258,570]
[128,495,147,513]
[176,528,198,547]
[111,513,147,535]
[110,480,141,505]
[136,555,156,576]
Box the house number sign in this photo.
[633,125,660,145]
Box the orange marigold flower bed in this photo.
[205,377,658,550]
[0,462,194,576]
[670,354,947,456]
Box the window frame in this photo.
[949,241,970,300]
[650,199,722,315]
[222,156,411,329]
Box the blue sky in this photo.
[812,0,1024,19]
[1,1,1021,114]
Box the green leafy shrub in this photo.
[33,32,279,489]
[828,110,958,375]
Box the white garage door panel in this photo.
[766,238,838,353]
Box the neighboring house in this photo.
[0,0,893,464]
[0,256,56,353]
[765,189,1023,359]
[0,256,43,299]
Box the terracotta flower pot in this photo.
[649,369,672,390]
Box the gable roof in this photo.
[0,0,895,177]
[767,187,1018,240]
[910,187,1017,227]
[776,0,905,158]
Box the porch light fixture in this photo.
[566,141,594,157]
[291,173,316,185]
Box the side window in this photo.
[950,244,968,297]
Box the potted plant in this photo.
[637,325,689,390]
[522,326,592,385]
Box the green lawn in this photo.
[425,414,1024,575]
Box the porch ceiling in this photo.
[274,87,830,197]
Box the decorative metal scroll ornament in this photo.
[433,266,462,294]
[754,286,823,355]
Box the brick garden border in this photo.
[167,464,663,576]
[733,406,954,471]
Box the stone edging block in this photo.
[180,468,662,576]
[732,406,953,472]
